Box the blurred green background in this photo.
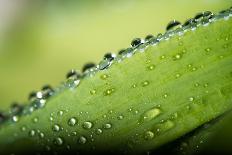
[0,0,231,110]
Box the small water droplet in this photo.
[103,88,115,96]
[68,117,77,126]
[29,130,36,137]
[147,64,155,70]
[142,80,150,87]
[100,74,109,80]
[144,131,154,140]
[142,107,161,122]
[90,89,96,95]
[58,110,64,116]
[117,115,124,120]
[103,123,112,129]
[95,128,103,135]
[175,73,181,78]
[79,136,87,144]
[21,126,26,131]
[163,94,168,98]
[12,115,19,122]
[33,117,38,123]
[82,121,93,129]
[173,53,182,60]
[205,48,211,53]
[131,84,137,88]
[39,132,45,138]
[54,137,64,146]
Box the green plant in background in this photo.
[0,7,232,154]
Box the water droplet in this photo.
[104,53,116,61]
[41,85,54,99]
[118,49,126,55]
[205,48,212,53]
[163,94,168,98]
[147,64,155,70]
[98,59,111,70]
[183,18,195,27]
[52,124,61,132]
[173,53,182,60]
[36,91,43,99]
[160,55,166,59]
[189,97,194,102]
[28,91,37,102]
[166,20,181,31]
[194,12,204,21]
[131,38,142,47]
[12,115,19,122]
[142,107,161,122]
[175,73,181,78]
[66,69,81,79]
[10,102,23,115]
[54,137,64,146]
[90,89,96,95]
[145,34,154,41]
[142,80,150,87]
[103,123,112,129]
[82,121,93,129]
[79,136,87,144]
[68,117,77,126]
[58,110,64,116]
[33,117,38,123]
[29,130,36,137]
[131,84,137,88]
[39,132,45,138]
[194,83,200,87]
[100,74,109,80]
[103,88,115,96]
[21,126,26,131]
[82,62,96,73]
[117,115,124,120]
[95,128,103,135]
[144,131,154,140]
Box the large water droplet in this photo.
[131,38,142,47]
[52,124,61,132]
[41,85,54,99]
[82,62,96,73]
[166,20,181,31]
[104,53,116,61]
[68,117,77,126]
[145,34,154,42]
[54,137,64,146]
[141,107,161,122]
[79,136,87,144]
[98,59,111,70]
[82,121,93,129]
[144,131,154,140]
